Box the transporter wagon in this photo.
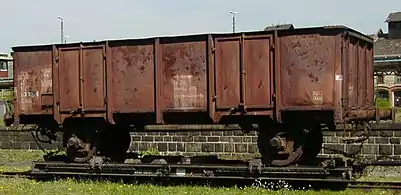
[6,25,393,166]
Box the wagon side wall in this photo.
[110,32,276,125]
[11,27,374,127]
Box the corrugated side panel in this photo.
[345,36,374,109]
[13,49,53,115]
[366,43,374,108]
[279,34,336,109]
[161,38,207,111]
[110,40,155,113]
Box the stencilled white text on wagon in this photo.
[18,71,34,112]
[173,75,204,109]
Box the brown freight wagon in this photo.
[7,25,392,166]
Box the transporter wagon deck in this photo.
[6,25,393,166]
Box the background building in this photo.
[373,12,401,107]
[0,53,13,123]
[0,53,12,78]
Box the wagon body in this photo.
[11,26,378,127]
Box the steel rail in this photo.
[1,170,401,191]
[348,181,401,190]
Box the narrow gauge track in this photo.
[1,168,401,191]
[0,155,354,189]
[348,181,401,190]
[1,156,400,191]
[28,161,351,182]
[0,171,31,179]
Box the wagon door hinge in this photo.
[103,50,107,60]
[271,44,275,50]
[229,104,247,115]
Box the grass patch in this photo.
[357,176,401,182]
[0,149,44,164]
[0,177,397,195]
[0,149,45,172]
[356,166,401,182]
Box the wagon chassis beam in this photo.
[29,156,353,182]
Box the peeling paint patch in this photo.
[41,67,52,93]
[173,75,204,109]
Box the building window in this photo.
[0,61,8,71]
[394,91,401,107]
[396,76,401,84]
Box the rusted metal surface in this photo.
[243,35,274,109]
[344,37,373,109]
[53,44,106,122]
[357,41,367,108]
[13,47,53,116]
[277,28,378,123]
[279,33,336,108]
[56,44,107,121]
[58,48,80,113]
[214,37,241,109]
[345,108,393,121]
[341,35,376,121]
[214,34,274,112]
[161,37,207,111]
[109,40,155,113]
[10,25,382,126]
[82,46,106,111]
[366,44,374,107]
[346,37,358,108]
[333,34,342,122]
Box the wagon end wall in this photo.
[12,46,54,123]
[276,27,376,124]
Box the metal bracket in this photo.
[228,104,248,115]
[248,159,263,175]
[89,156,104,171]
[203,170,214,177]
[156,165,171,177]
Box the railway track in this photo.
[0,155,352,189]
[0,155,400,191]
[1,170,400,191]
[348,181,401,190]
[1,169,401,191]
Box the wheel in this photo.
[298,128,323,164]
[257,130,304,166]
[98,126,131,162]
[257,125,322,167]
[62,120,102,163]
[65,133,98,163]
